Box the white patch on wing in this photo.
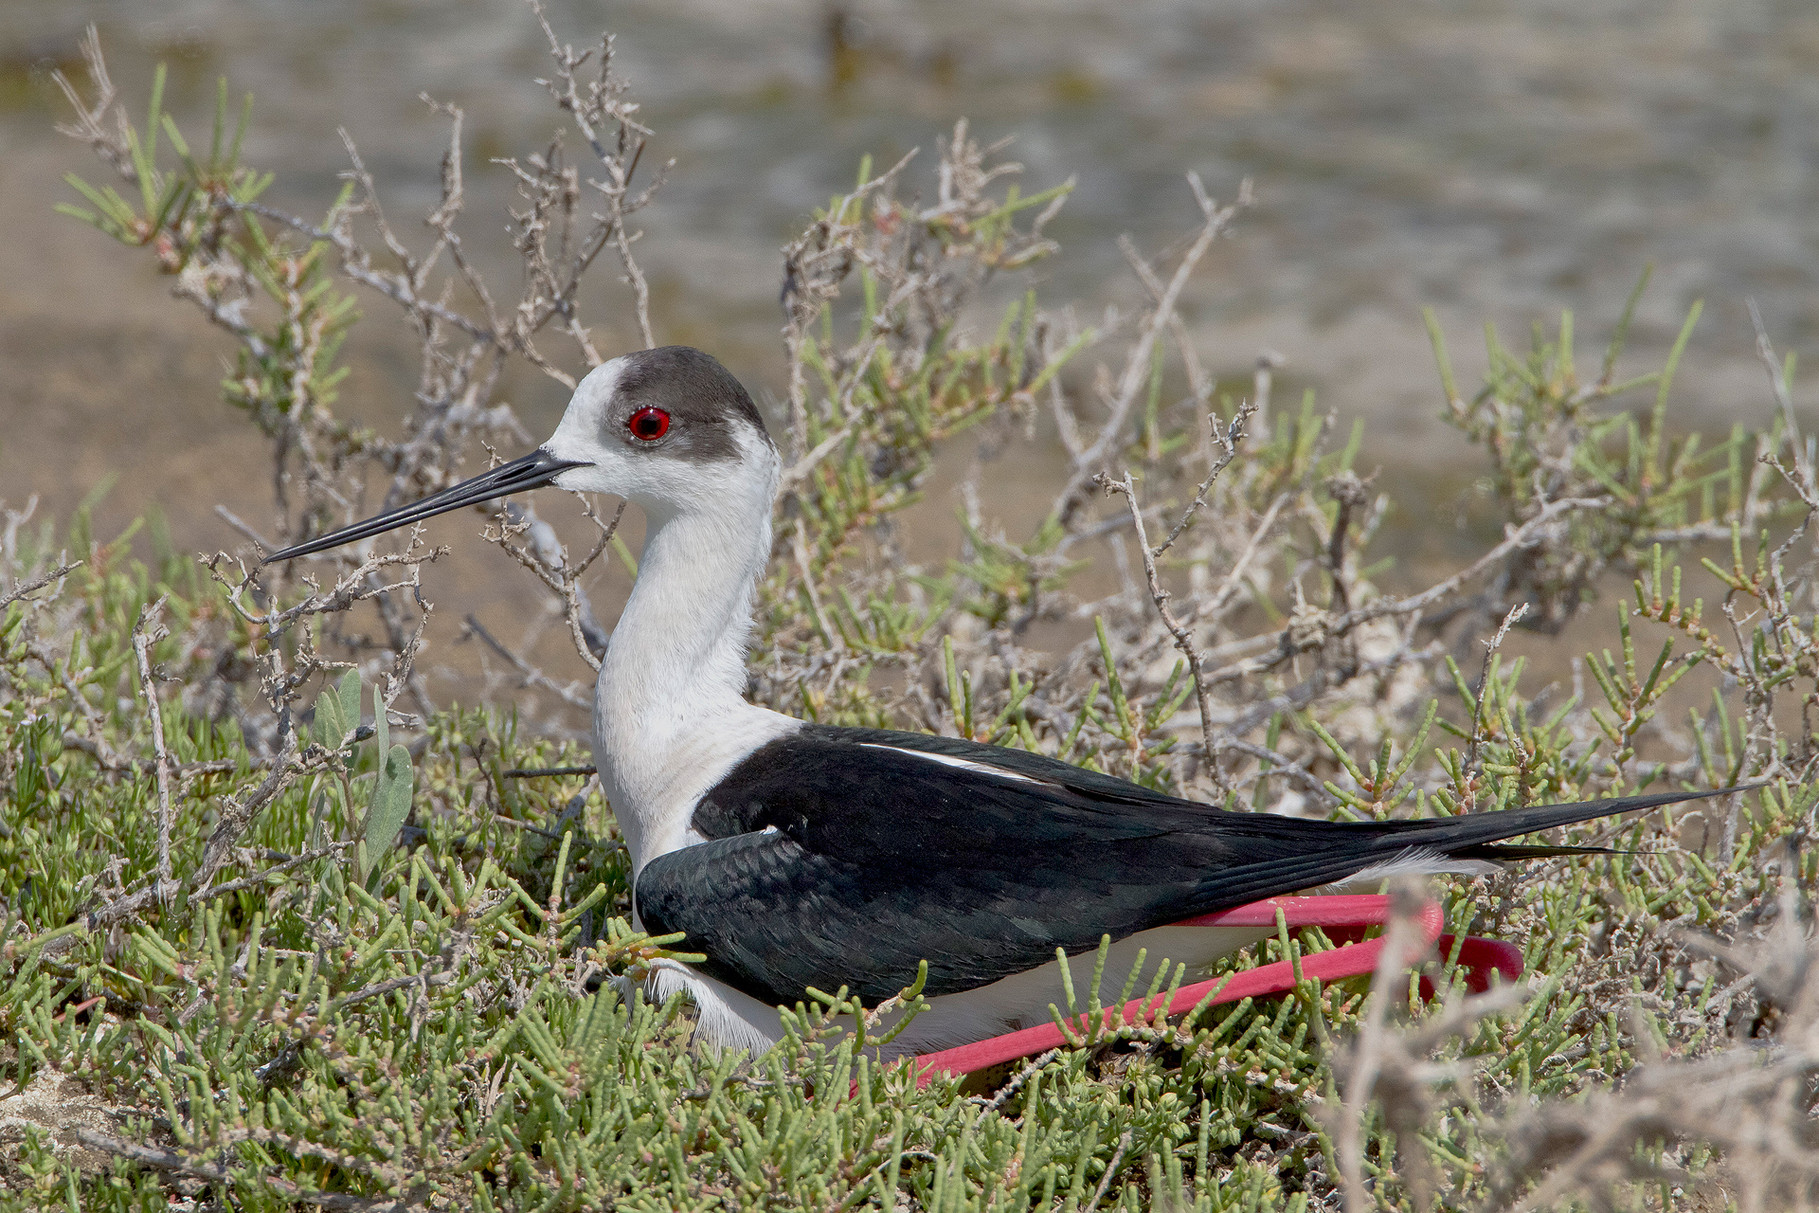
[676,822,779,855]
[858,743,1050,787]
[1334,846,1502,889]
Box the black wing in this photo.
[635,724,1738,1005]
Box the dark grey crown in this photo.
[612,346,773,461]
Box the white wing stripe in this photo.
[857,743,1050,787]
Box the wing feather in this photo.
[637,726,1747,1004]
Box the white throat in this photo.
[588,427,798,872]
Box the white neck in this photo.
[590,435,797,871]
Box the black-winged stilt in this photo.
[267,345,1731,1056]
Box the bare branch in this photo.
[1098,471,1222,784]
[1051,175,1250,526]
[131,596,177,905]
[0,559,82,611]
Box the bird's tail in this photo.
[1384,784,1751,858]
[1195,783,1755,910]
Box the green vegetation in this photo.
[5,13,1816,1211]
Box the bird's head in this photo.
[264,346,777,562]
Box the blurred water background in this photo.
[1,0,1815,700]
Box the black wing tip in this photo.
[1593,779,1769,813]
[1492,779,1769,821]
[1466,779,1770,836]
[1465,842,1621,859]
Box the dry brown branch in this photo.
[48,27,124,177]
[1461,602,1532,805]
[1117,231,1215,463]
[193,731,305,893]
[1750,298,1815,499]
[194,841,359,904]
[73,1128,424,1212]
[1197,492,1289,625]
[1099,470,1227,783]
[777,155,918,459]
[1333,882,1440,1213]
[1218,738,1339,809]
[39,9,659,735]
[130,596,176,904]
[1051,174,1250,527]
[1155,404,1256,557]
[460,613,592,710]
[480,490,625,672]
[0,558,82,611]
[525,0,668,350]
[1490,884,1819,1211]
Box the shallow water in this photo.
[0,0,1813,707]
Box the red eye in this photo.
[627,407,671,441]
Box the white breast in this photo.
[600,702,801,876]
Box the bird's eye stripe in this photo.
[627,407,671,441]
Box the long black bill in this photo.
[263,449,587,563]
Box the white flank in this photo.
[650,920,1276,1060]
[1335,845,1501,888]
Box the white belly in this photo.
[645,921,1275,1060]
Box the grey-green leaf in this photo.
[314,684,349,752]
[336,668,362,739]
[373,682,389,759]
[362,743,414,887]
